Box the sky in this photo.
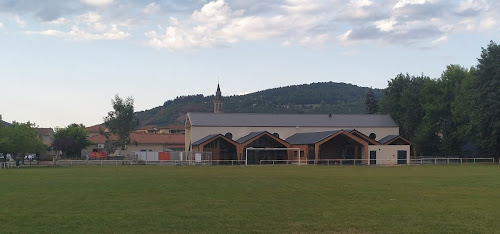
[0,0,498,128]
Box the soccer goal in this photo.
[245,147,302,165]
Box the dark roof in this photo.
[192,134,219,146]
[286,130,340,145]
[236,131,265,144]
[187,113,398,128]
[1,120,11,127]
[378,135,399,144]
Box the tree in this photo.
[103,95,139,152]
[468,41,500,157]
[52,124,91,158]
[380,73,427,142]
[364,89,379,114]
[1,122,46,159]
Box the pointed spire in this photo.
[213,82,223,113]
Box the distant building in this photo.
[159,124,185,134]
[82,133,185,159]
[85,124,108,137]
[36,128,55,147]
[135,125,160,134]
[184,84,411,165]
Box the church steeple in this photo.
[213,83,223,113]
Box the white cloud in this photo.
[14,15,25,27]
[0,22,3,28]
[143,2,161,15]
[282,0,324,15]
[47,17,67,25]
[393,0,434,9]
[350,0,373,8]
[299,34,330,47]
[144,0,333,51]
[375,18,397,32]
[479,17,496,31]
[336,30,353,44]
[81,0,113,7]
[27,25,129,40]
[27,12,129,41]
[457,0,487,13]
[431,35,447,46]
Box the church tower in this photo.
[213,83,223,113]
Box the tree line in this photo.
[380,41,500,157]
[136,82,383,126]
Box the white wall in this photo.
[368,145,410,165]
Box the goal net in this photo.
[245,147,302,165]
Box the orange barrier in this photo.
[158,152,170,161]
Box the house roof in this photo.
[136,125,159,131]
[161,124,185,130]
[286,130,340,145]
[36,128,54,136]
[187,113,398,128]
[86,124,106,133]
[236,131,266,144]
[88,133,185,144]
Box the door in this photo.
[370,151,376,165]
[308,146,315,164]
[397,150,407,165]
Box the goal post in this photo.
[245,147,302,165]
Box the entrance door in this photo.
[397,150,407,165]
[370,151,376,165]
[308,146,315,164]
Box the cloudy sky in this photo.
[0,0,498,128]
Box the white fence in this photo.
[54,159,243,166]
[1,162,15,169]
[2,157,496,168]
[410,157,495,165]
[260,158,497,166]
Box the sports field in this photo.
[1,165,499,233]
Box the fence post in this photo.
[474,158,476,164]
[447,158,449,164]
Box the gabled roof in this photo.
[286,130,340,145]
[187,113,398,128]
[378,135,411,145]
[192,133,239,147]
[192,134,220,146]
[1,120,11,127]
[378,135,399,144]
[236,131,266,144]
[349,129,379,145]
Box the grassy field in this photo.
[1,165,499,233]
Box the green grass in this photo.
[1,165,500,233]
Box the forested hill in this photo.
[135,82,383,126]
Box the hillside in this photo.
[135,82,383,126]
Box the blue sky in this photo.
[0,0,498,128]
